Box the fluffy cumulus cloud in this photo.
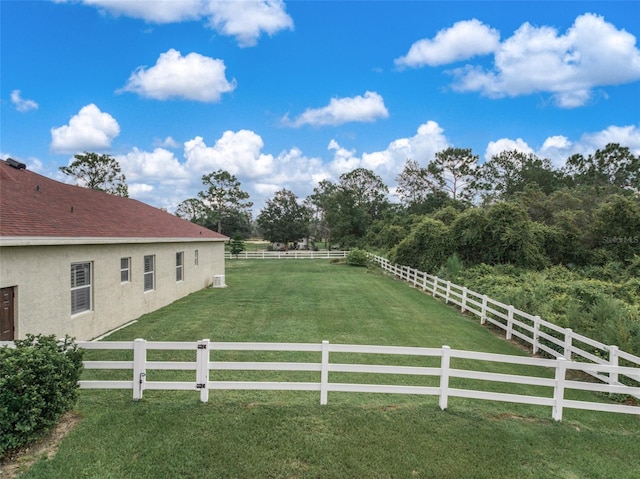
[10,90,39,112]
[326,120,450,188]
[483,124,640,167]
[120,49,236,102]
[395,19,500,68]
[204,0,294,47]
[286,91,389,127]
[50,104,120,153]
[67,0,292,46]
[184,130,275,177]
[450,13,640,107]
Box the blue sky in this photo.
[2,1,640,213]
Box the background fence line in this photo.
[367,254,640,395]
[225,250,349,260]
[73,339,640,421]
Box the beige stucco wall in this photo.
[0,240,225,340]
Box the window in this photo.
[194,250,199,267]
[71,262,92,315]
[176,252,184,282]
[144,255,155,291]
[120,257,130,283]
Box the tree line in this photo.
[59,144,640,268]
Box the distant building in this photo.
[0,158,228,341]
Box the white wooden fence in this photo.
[66,339,639,421]
[368,254,640,394]
[225,250,348,260]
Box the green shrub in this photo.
[0,334,83,458]
[346,248,370,267]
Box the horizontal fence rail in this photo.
[367,254,640,398]
[225,250,349,260]
[3,339,637,422]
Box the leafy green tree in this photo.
[428,147,479,201]
[229,233,246,258]
[339,168,389,218]
[475,150,567,204]
[564,143,640,191]
[198,170,253,234]
[397,149,478,205]
[175,198,208,223]
[591,195,640,263]
[390,217,453,272]
[257,189,310,249]
[306,179,338,248]
[59,151,128,197]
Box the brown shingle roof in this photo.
[0,160,227,241]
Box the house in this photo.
[0,158,228,341]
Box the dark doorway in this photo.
[1,287,15,341]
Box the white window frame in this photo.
[144,255,155,292]
[120,257,131,283]
[176,251,184,282]
[71,262,92,315]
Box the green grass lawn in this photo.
[17,261,640,478]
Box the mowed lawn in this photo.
[18,261,640,479]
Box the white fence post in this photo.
[506,306,514,340]
[481,295,488,325]
[564,329,573,361]
[439,346,451,411]
[421,272,427,292]
[320,340,330,405]
[532,316,541,354]
[196,339,210,403]
[461,287,468,313]
[553,357,567,421]
[133,338,146,401]
[432,277,438,297]
[445,281,451,304]
[609,345,619,385]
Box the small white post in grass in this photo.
[564,329,573,361]
[461,287,468,313]
[196,339,210,403]
[609,345,619,386]
[481,295,488,325]
[553,357,567,421]
[439,346,451,411]
[532,316,541,354]
[320,340,330,405]
[506,305,514,340]
[133,338,146,401]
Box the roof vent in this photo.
[6,158,26,170]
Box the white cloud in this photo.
[50,104,120,153]
[395,19,500,68]
[326,120,450,186]
[484,138,534,162]
[120,49,236,102]
[287,91,389,127]
[451,13,640,107]
[184,130,275,177]
[204,0,294,47]
[153,136,180,149]
[483,124,640,167]
[10,90,39,112]
[68,0,293,46]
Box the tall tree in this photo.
[257,189,310,249]
[396,158,437,208]
[564,143,640,191]
[427,147,478,201]
[59,152,128,197]
[475,150,567,203]
[339,167,389,218]
[175,198,208,224]
[198,170,253,234]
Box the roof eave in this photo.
[0,236,228,247]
